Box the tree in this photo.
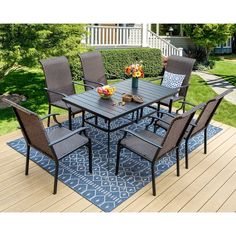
[183,24,232,62]
[0,24,88,79]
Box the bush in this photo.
[69,48,163,81]
[100,48,163,79]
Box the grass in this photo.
[0,68,236,136]
[208,55,236,86]
[0,67,85,136]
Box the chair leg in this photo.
[151,163,156,196]
[53,161,59,194]
[176,147,180,176]
[115,144,122,175]
[68,108,72,130]
[168,100,173,113]
[183,99,186,113]
[87,140,93,174]
[47,105,51,127]
[157,103,160,117]
[204,128,207,154]
[82,110,85,127]
[25,144,30,175]
[140,108,143,119]
[95,116,98,125]
[185,139,189,169]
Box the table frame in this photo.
[63,79,177,164]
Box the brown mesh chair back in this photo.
[4,99,55,159]
[157,104,201,158]
[164,55,196,98]
[79,51,107,90]
[191,89,233,136]
[40,56,75,103]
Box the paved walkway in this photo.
[193,71,236,105]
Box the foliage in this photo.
[100,48,163,78]
[183,24,232,61]
[0,67,85,136]
[0,24,88,80]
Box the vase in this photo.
[132,77,138,89]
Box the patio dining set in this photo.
[3,52,232,197]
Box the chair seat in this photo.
[120,130,164,162]
[51,100,83,114]
[159,95,184,106]
[47,127,88,159]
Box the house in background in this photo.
[85,24,233,56]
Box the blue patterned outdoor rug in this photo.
[7,109,222,212]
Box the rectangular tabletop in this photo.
[63,79,177,121]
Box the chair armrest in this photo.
[105,73,126,80]
[40,113,61,126]
[154,117,172,125]
[81,78,105,86]
[48,127,88,146]
[178,101,205,111]
[156,111,176,118]
[44,88,67,97]
[178,101,196,107]
[177,84,189,90]
[72,81,95,90]
[122,129,163,149]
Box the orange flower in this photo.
[125,62,144,79]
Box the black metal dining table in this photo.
[63,79,177,163]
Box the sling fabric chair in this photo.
[40,56,93,130]
[156,55,196,113]
[79,51,108,91]
[151,89,233,169]
[115,104,202,196]
[79,51,126,91]
[3,99,92,194]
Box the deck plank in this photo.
[119,126,235,212]
[140,132,236,212]
[218,190,236,212]
[0,120,236,212]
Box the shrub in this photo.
[100,48,163,79]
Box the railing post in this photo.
[178,48,183,56]
[141,24,148,47]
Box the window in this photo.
[216,37,232,48]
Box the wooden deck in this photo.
[0,120,236,212]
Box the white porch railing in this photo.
[86,25,183,56]
[86,25,142,47]
[147,30,183,57]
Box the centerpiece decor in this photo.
[97,85,116,99]
[125,62,144,88]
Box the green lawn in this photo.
[208,56,236,86]
[0,68,236,136]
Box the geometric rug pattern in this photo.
[7,109,222,212]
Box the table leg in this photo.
[107,120,111,168]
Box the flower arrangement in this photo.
[97,85,116,99]
[125,62,144,78]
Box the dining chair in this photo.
[115,104,202,196]
[79,51,126,91]
[3,98,93,194]
[79,51,108,91]
[155,55,196,113]
[40,56,93,130]
[150,89,233,169]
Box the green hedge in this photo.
[70,48,163,80]
[100,48,163,78]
